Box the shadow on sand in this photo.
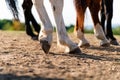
[0,74,63,80]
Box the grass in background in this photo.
[0,19,25,31]
[112,26,120,35]
[0,19,120,35]
[66,24,94,34]
[66,24,120,35]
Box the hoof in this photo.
[110,40,119,45]
[69,47,82,54]
[100,43,110,47]
[31,35,38,40]
[40,40,51,54]
[80,43,90,48]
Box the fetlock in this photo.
[78,39,90,47]
[75,29,90,47]
[94,23,108,40]
[57,37,80,53]
[100,39,110,47]
[94,23,110,47]
[39,28,53,45]
[94,23,106,40]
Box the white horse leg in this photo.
[94,23,110,46]
[50,0,81,53]
[33,0,53,53]
[75,29,90,47]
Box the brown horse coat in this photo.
[74,0,109,47]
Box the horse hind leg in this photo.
[89,2,110,47]
[105,0,119,45]
[50,0,81,53]
[100,0,106,34]
[75,16,90,47]
[74,1,90,47]
[106,13,119,45]
[22,0,36,40]
[24,11,39,40]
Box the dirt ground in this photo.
[0,30,120,80]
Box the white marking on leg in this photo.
[94,23,109,45]
[75,29,89,47]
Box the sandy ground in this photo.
[0,30,120,80]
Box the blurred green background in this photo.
[0,19,120,35]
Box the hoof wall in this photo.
[40,40,51,54]
[31,35,38,40]
[69,47,82,54]
[110,40,119,45]
[100,43,110,47]
[80,43,90,48]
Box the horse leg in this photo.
[25,19,37,38]
[74,1,90,47]
[33,0,53,53]
[30,12,41,35]
[50,0,81,53]
[27,0,40,34]
[105,0,119,45]
[29,11,41,40]
[101,0,106,34]
[22,0,38,40]
[89,1,109,47]
[24,10,38,40]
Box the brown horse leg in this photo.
[74,2,90,47]
[89,1,109,47]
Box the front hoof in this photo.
[69,47,82,54]
[40,40,51,54]
[31,35,38,40]
[110,40,119,45]
[80,43,90,48]
[100,43,110,47]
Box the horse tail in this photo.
[5,0,19,21]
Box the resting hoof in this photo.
[69,47,82,54]
[40,40,51,54]
[100,43,110,47]
[80,43,90,48]
[110,40,119,45]
[31,36,38,40]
